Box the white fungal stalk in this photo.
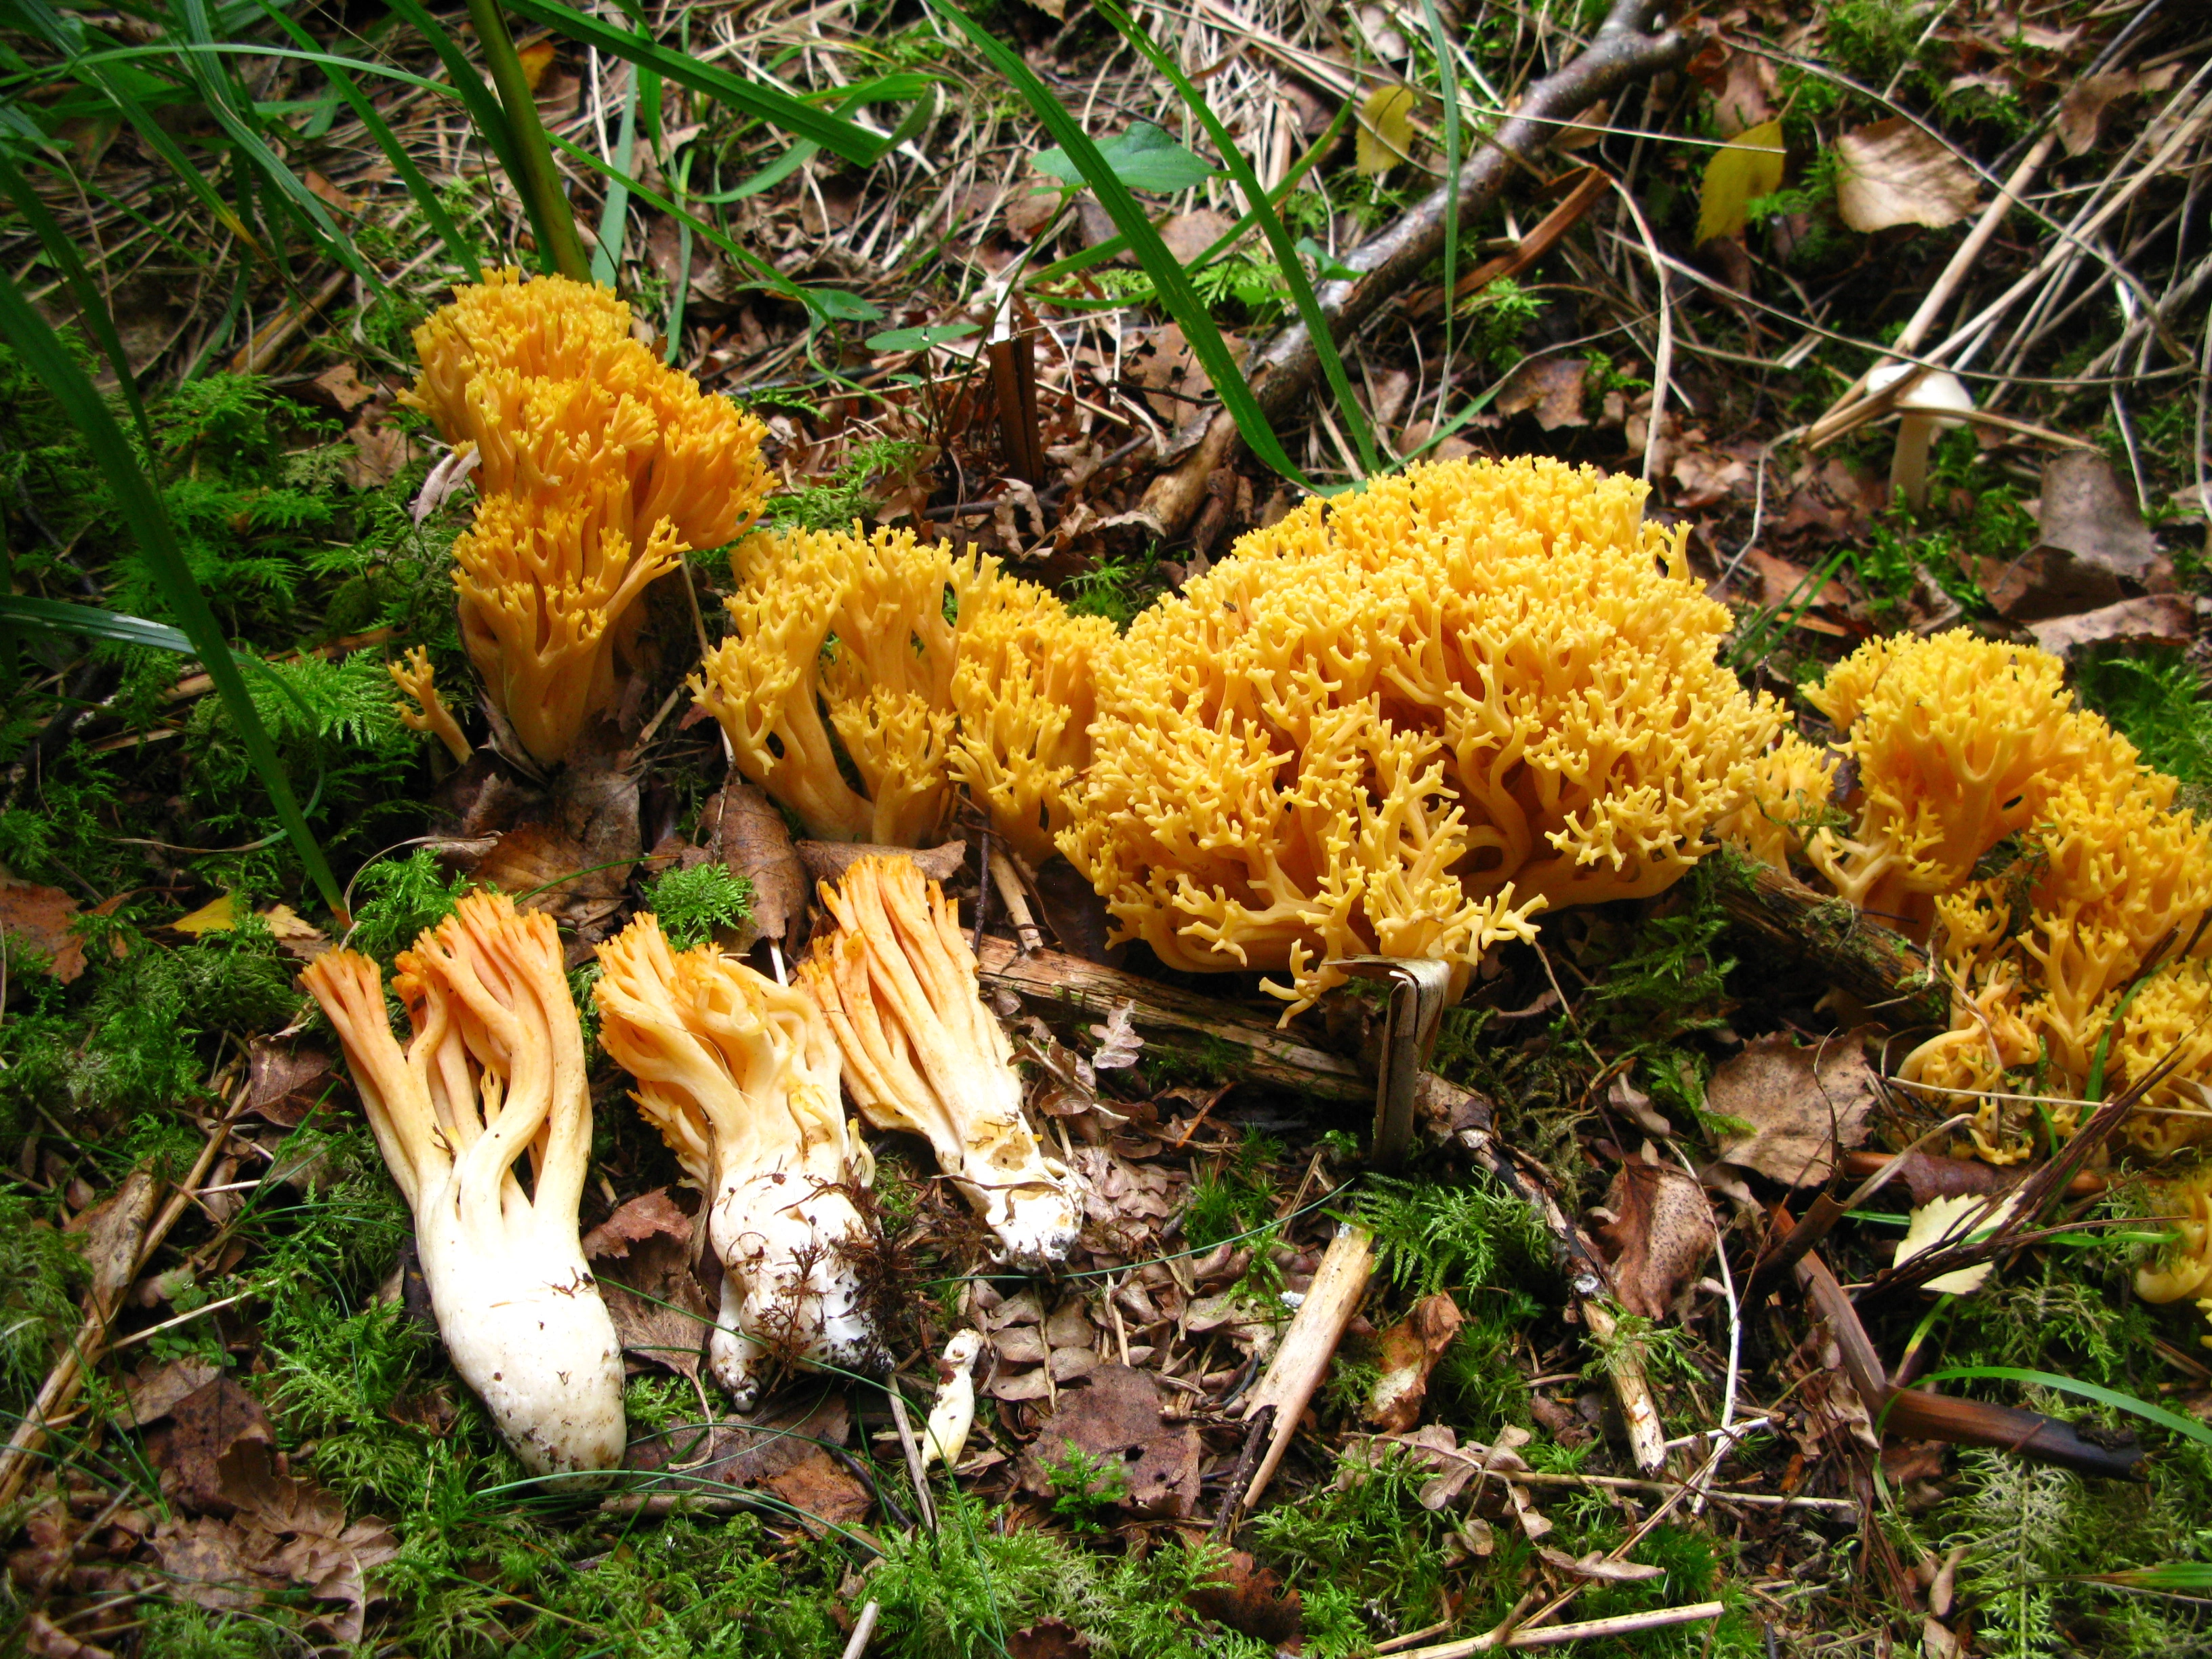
[594,914,884,1406]
[798,855,1082,1271]
[301,895,625,1477]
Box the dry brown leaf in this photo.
[1158,209,1234,266]
[702,783,806,948]
[1018,1364,1198,1518]
[759,1445,872,1534]
[1007,1621,1091,1659]
[582,1189,711,1382]
[244,1038,335,1128]
[1187,1550,1304,1646]
[2028,595,2196,658]
[340,419,415,490]
[1367,1292,1465,1433]
[116,1356,225,1429]
[1835,119,1979,232]
[146,1378,276,1516]
[1496,355,1589,430]
[310,363,379,413]
[1593,1148,1717,1321]
[2056,70,2160,156]
[0,877,87,982]
[1713,52,1776,138]
[2029,449,2169,587]
[1711,1029,1881,1185]
[1538,1546,1665,1583]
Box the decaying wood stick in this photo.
[975,936,1370,1102]
[1240,1223,1374,1510]
[1709,859,1946,1026]
[1774,1207,2144,1481]
[1133,0,1697,539]
[1399,1598,1725,1656]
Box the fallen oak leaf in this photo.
[1711,1028,1882,1186]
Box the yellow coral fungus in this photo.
[1788,631,2212,1157]
[693,525,1112,860]
[594,914,883,1406]
[1717,731,1837,872]
[1063,456,1782,1015]
[1798,630,2130,925]
[388,646,471,764]
[403,270,771,767]
[2134,1166,2212,1319]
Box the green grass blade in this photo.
[245,0,483,274]
[1094,0,1377,474]
[544,129,811,309]
[0,269,348,922]
[1914,1366,2212,1452]
[928,0,1315,491]
[461,0,589,279]
[0,148,151,443]
[167,0,386,291]
[379,0,533,252]
[589,47,645,287]
[0,594,197,653]
[504,0,889,165]
[1418,0,1462,401]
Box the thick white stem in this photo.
[416,1175,626,1478]
[704,1166,882,1405]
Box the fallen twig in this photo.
[1239,1223,1374,1510]
[1397,1599,1726,1656]
[1133,0,1698,539]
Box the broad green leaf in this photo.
[1036,121,1216,193]
[866,323,981,351]
[807,289,884,323]
[1695,118,1786,245]
[1356,85,1416,176]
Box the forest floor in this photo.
[3,0,2212,1655]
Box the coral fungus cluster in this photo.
[1065,455,1784,1015]
[692,524,1113,865]
[594,913,884,1406]
[300,894,626,1476]
[405,270,771,766]
[1731,629,2212,1160]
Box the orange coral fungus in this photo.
[693,525,1113,861]
[403,270,771,766]
[1064,457,1782,1016]
[389,647,471,764]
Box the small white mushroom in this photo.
[921,1330,985,1472]
[1867,362,1976,512]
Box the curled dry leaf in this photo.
[1593,1146,1718,1321]
[1187,1550,1304,1647]
[1710,1028,1882,1185]
[2028,595,2196,658]
[1834,119,1979,231]
[1893,1191,2026,1296]
[1366,1292,1465,1433]
[704,783,806,948]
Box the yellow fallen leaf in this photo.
[1356,85,1417,177]
[172,894,237,935]
[258,904,324,942]
[516,37,557,94]
[1893,1190,2025,1296]
[1694,118,1785,246]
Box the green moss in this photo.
[640,861,754,949]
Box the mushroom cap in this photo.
[1866,361,1976,429]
